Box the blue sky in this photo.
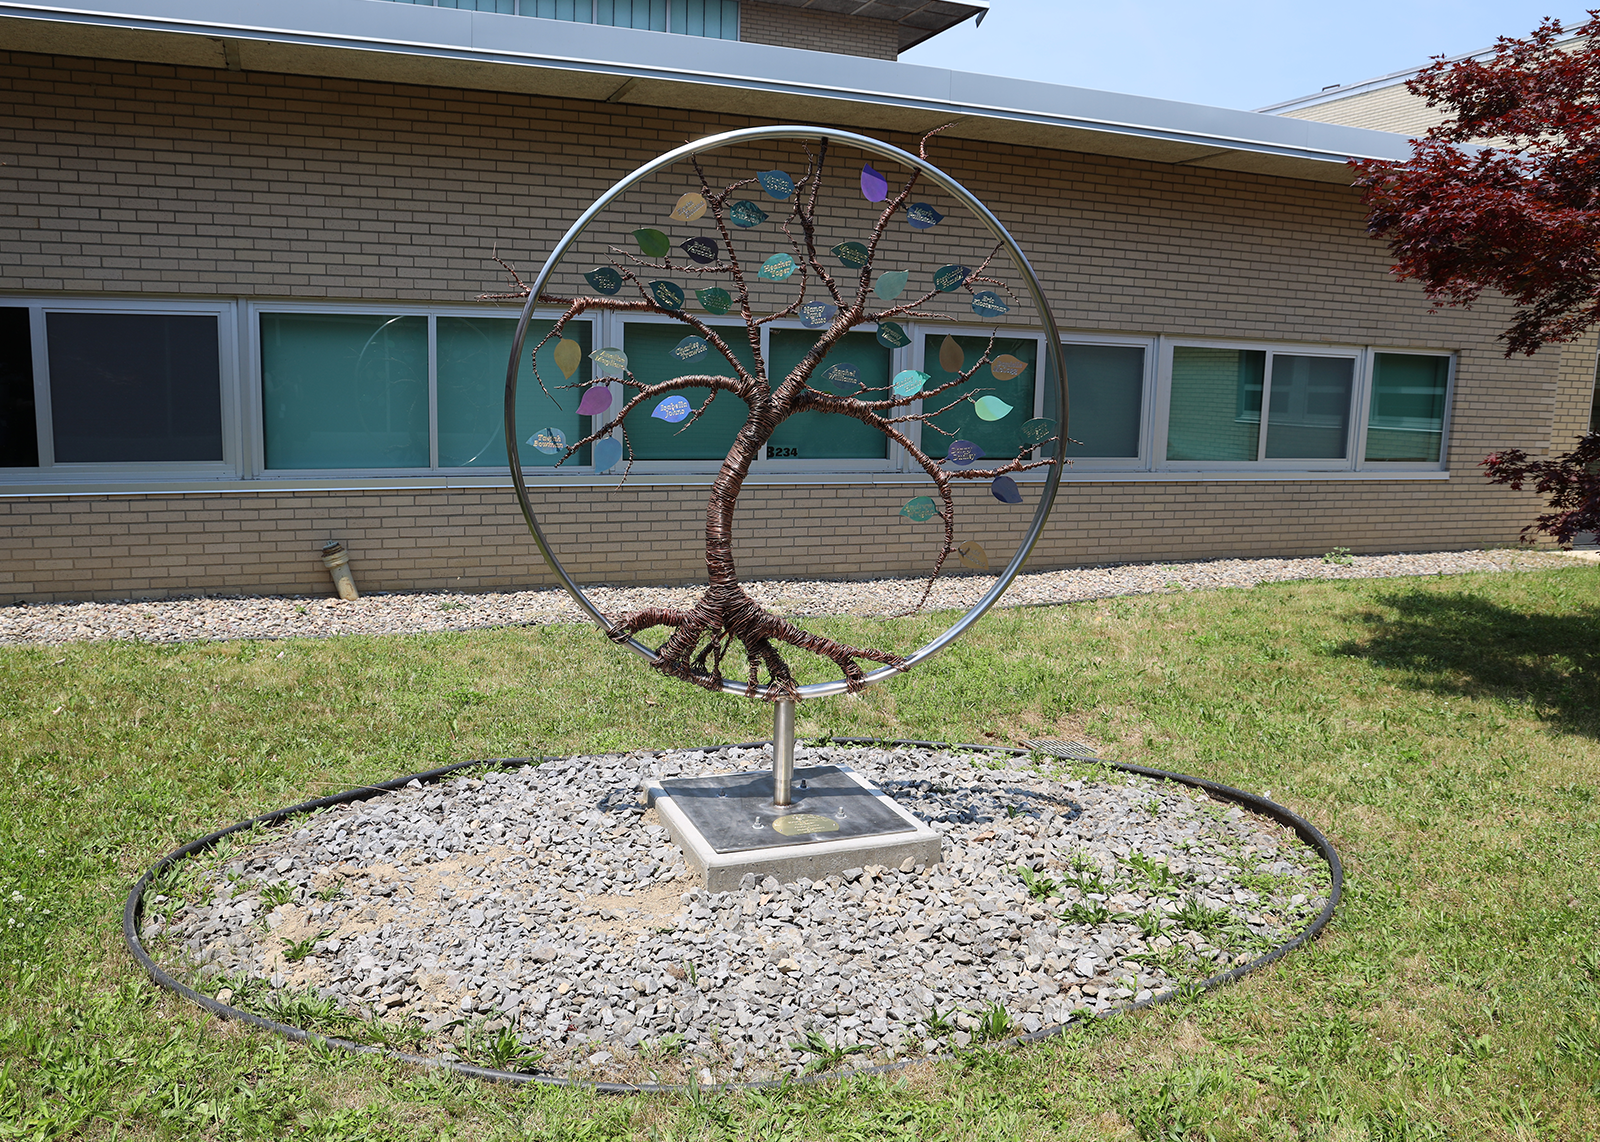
[899,2,1588,110]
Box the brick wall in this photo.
[738,2,899,60]
[0,50,1577,602]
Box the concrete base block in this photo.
[645,764,943,891]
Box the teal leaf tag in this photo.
[832,240,870,269]
[933,264,970,292]
[973,395,1014,421]
[946,439,984,466]
[991,476,1023,504]
[652,395,691,423]
[876,321,910,349]
[633,228,670,258]
[680,236,718,264]
[861,163,890,202]
[899,495,938,522]
[1020,417,1056,446]
[576,385,612,417]
[647,280,685,309]
[592,437,623,473]
[798,302,837,329]
[591,347,628,377]
[729,200,767,228]
[696,286,732,315]
[971,290,1009,318]
[585,267,622,295]
[892,369,929,398]
[874,269,909,301]
[759,253,797,281]
[671,335,710,365]
[758,169,795,200]
[527,426,566,455]
[906,203,943,229]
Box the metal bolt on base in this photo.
[772,699,795,806]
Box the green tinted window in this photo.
[920,334,1037,462]
[438,316,592,468]
[1366,353,1449,462]
[621,323,754,460]
[1062,343,1142,458]
[767,329,889,460]
[1166,347,1264,462]
[262,313,428,469]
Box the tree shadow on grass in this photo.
[1335,589,1600,738]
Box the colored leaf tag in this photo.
[946,439,984,466]
[974,395,1014,421]
[759,253,797,281]
[1019,417,1056,447]
[933,264,969,292]
[527,426,566,455]
[670,192,706,223]
[861,162,890,203]
[696,286,732,314]
[906,202,943,229]
[652,395,692,423]
[938,335,965,374]
[758,169,794,200]
[798,302,837,329]
[823,362,859,394]
[671,335,710,364]
[729,200,767,227]
[971,290,1010,318]
[991,354,1029,380]
[831,241,870,269]
[900,495,938,522]
[991,475,1023,504]
[553,337,582,379]
[591,347,628,376]
[892,369,929,398]
[647,280,685,309]
[592,437,623,473]
[680,236,718,264]
[585,267,622,295]
[633,228,670,258]
[874,269,909,301]
[957,540,990,571]
[576,385,613,416]
[876,321,910,349]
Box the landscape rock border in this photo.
[123,740,1343,1093]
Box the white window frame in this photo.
[245,298,597,479]
[0,297,240,484]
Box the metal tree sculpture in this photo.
[499,127,1066,703]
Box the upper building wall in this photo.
[1278,85,1448,137]
[739,1,899,60]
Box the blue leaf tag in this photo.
[652,395,692,423]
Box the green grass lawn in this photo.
[1,565,1597,1140]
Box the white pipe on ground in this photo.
[320,541,360,601]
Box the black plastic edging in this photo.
[124,740,1343,1095]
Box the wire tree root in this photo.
[609,587,903,699]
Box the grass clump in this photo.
[1,564,1598,1138]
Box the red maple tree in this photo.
[1354,15,1600,545]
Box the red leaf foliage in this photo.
[1353,14,1600,356]
[1482,434,1600,546]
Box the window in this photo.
[1366,352,1450,463]
[918,332,1041,462]
[620,320,754,461]
[377,0,740,38]
[1061,341,1145,460]
[0,303,233,474]
[766,328,889,462]
[259,309,594,472]
[0,307,37,468]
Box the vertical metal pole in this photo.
[772,699,795,806]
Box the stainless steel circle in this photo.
[505,125,1068,700]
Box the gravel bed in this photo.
[143,744,1330,1086]
[1,549,1571,647]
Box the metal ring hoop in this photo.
[506,125,1068,700]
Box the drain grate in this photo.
[1025,740,1101,760]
